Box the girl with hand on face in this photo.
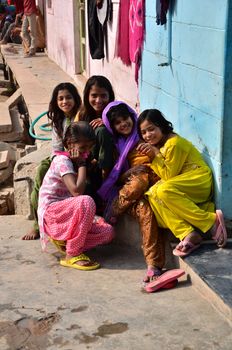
[137,109,227,257]
[76,75,115,181]
[98,101,165,283]
[22,82,82,241]
[38,121,114,270]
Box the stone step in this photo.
[178,241,232,323]
[0,187,14,215]
[5,88,22,109]
[0,199,8,215]
[0,149,10,169]
[0,160,14,185]
[0,105,23,142]
[0,102,12,133]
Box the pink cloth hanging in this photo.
[129,0,145,83]
[115,0,145,83]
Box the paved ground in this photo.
[0,215,232,350]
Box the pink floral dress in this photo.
[38,155,114,256]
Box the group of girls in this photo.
[25,75,227,278]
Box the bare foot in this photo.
[179,231,202,253]
[209,210,227,247]
[143,266,162,283]
[173,231,202,257]
[22,228,40,240]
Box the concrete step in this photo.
[0,102,12,133]
[178,241,232,323]
[0,105,23,142]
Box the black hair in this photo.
[63,121,96,149]
[48,82,82,138]
[106,103,134,133]
[79,75,115,122]
[137,109,173,139]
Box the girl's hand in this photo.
[90,118,103,129]
[136,143,159,160]
[69,148,81,160]
[69,148,90,160]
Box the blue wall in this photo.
[222,1,232,216]
[140,0,231,217]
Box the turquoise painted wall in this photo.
[222,1,232,216]
[140,0,231,217]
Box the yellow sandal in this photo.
[49,238,66,255]
[60,253,100,271]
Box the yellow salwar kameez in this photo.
[146,135,216,241]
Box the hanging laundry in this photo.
[129,0,145,83]
[87,0,110,59]
[115,1,131,66]
[156,0,169,25]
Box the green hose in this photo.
[29,111,52,141]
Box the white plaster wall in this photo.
[45,1,138,108]
[46,0,77,76]
[85,0,138,109]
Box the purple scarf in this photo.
[97,101,139,200]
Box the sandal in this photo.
[173,240,201,257]
[60,253,100,271]
[49,238,66,255]
[173,231,202,257]
[144,269,185,293]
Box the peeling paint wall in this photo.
[140,0,231,216]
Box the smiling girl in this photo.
[98,101,165,282]
[76,75,115,180]
[23,82,82,241]
[137,109,227,257]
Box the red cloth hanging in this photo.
[115,1,131,66]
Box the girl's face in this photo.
[113,115,134,137]
[67,139,94,159]
[140,120,164,146]
[57,89,75,116]
[89,85,110,115]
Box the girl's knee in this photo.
[103,225,115,243]
[156,182,173,201]
[79,195,96,214]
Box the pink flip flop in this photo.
[144,269,185,293]
[173,240,201,257]
[212,210,227,248]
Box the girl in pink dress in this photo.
[38,121,114,270]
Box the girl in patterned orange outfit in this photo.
[98,101,165,282]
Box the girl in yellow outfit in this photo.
[137,109,227,257]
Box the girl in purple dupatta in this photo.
[98,101,166,284]
[97,101,139,201]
